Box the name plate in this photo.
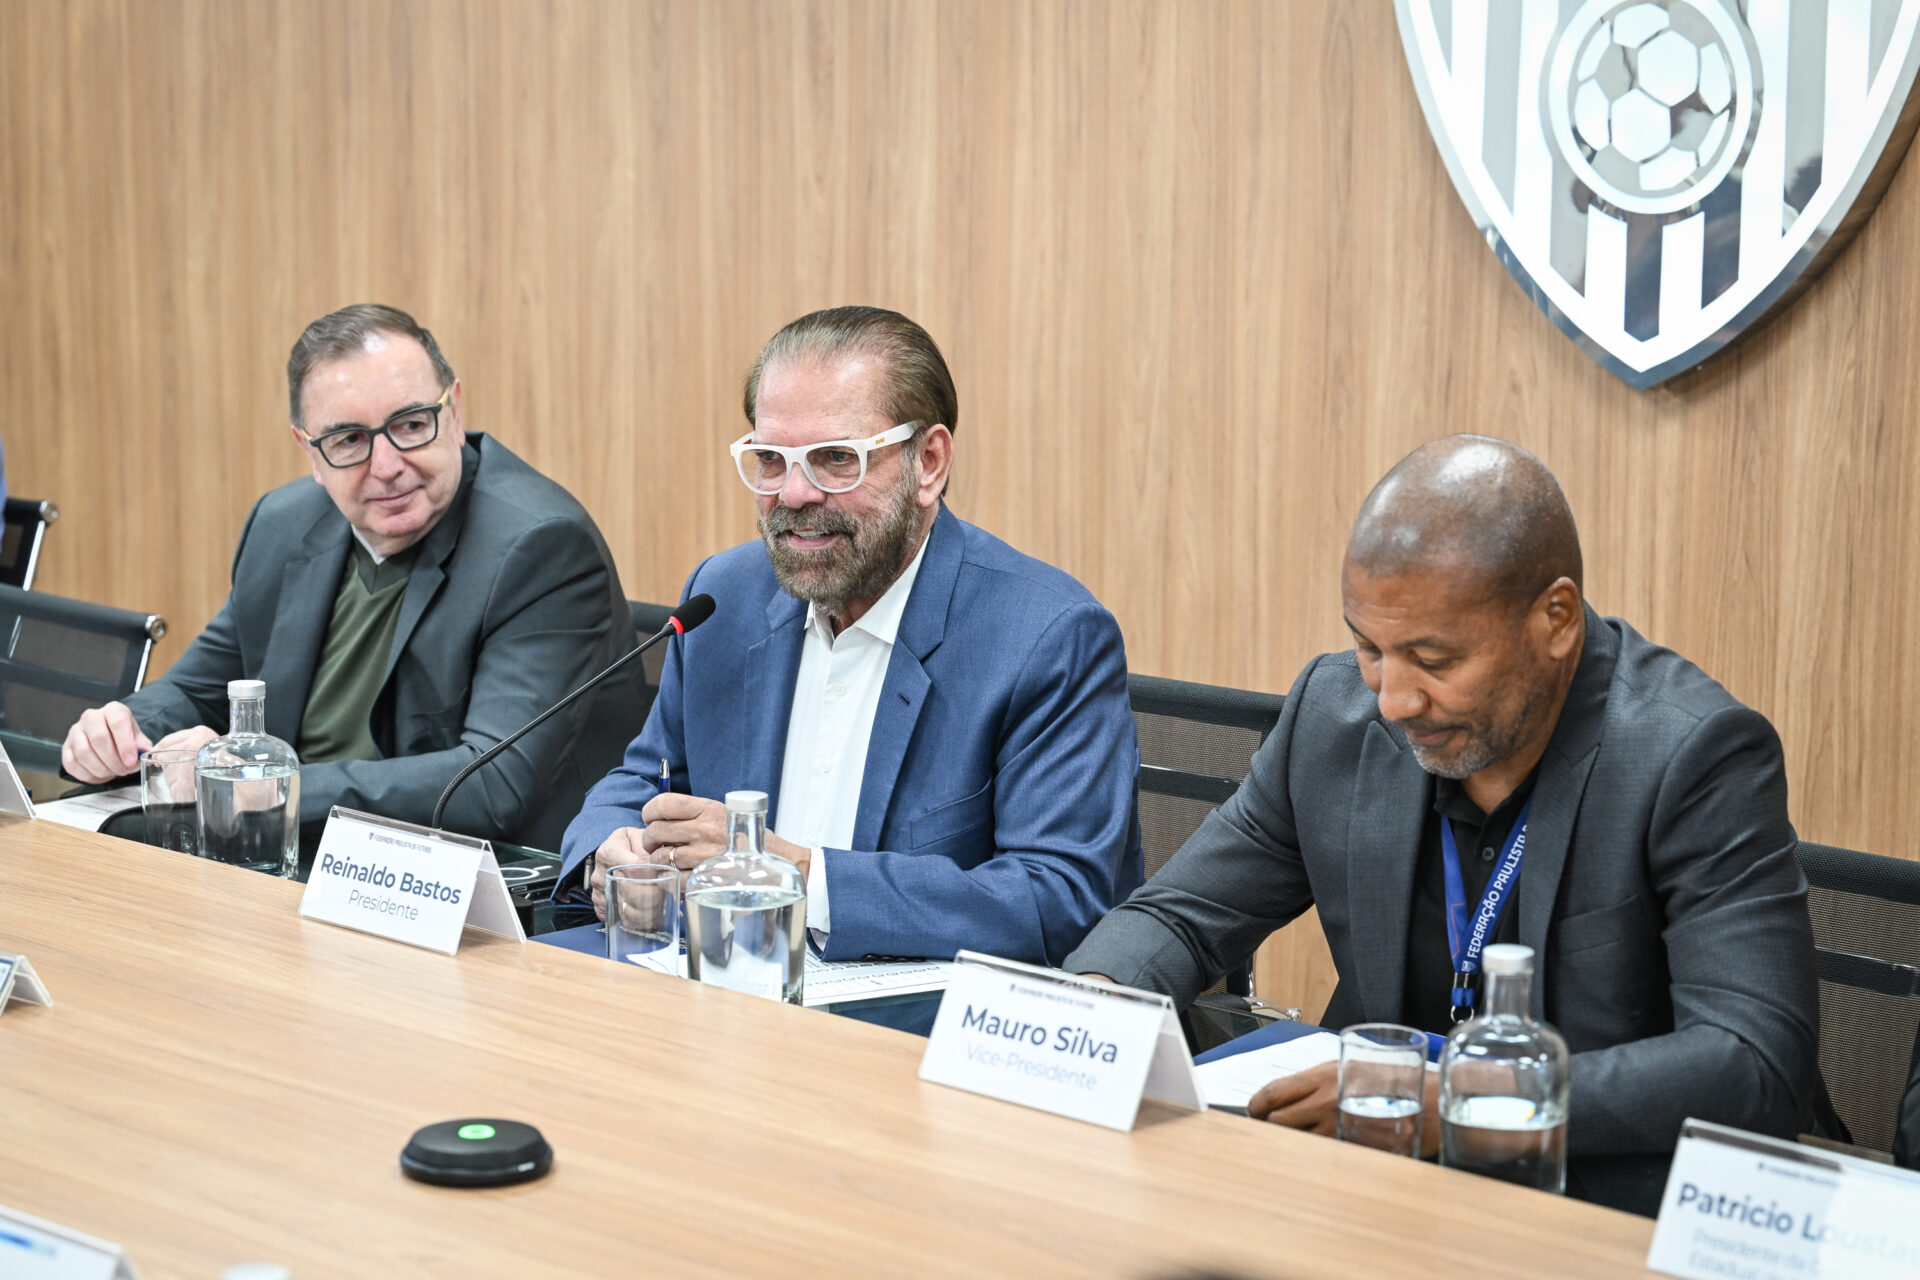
[918,950,1202,1132]
[0,951,51,1014]
[298,807,525,955]
[1648,1118,1920,1280]
[0,1203,141,1278]
[0,739,35,819]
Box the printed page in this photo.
[801,954,953,1007]
[33,785,141,832]
[1193,1031,1342,1108]
[606,947,952,1006]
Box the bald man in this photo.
[1067,435,1818,1215]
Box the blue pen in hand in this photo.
[658,757,672,799]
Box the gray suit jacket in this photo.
[1067,608,1819,1161]
[123,433,642,850]
[1897,1034,1920,1170]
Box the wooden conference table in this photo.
[1,818,1659,1278]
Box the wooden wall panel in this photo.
[4,1,1917,1016]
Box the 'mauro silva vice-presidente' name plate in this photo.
[918,951,1202,1132]
[299,807,524,955]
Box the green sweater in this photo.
[295,540,421,763]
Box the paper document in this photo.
[1196,1030,1443,1109]
[1194,1031,1343,1109]
[611,945,952,1007]
[34,786,140,833]
[800,955,953,1007]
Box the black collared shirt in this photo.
[1400,771,1537,1036]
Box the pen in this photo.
[660,757,688,955]
[0,1226,49,1254]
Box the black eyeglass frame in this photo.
[300,386,454,469]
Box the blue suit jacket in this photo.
[560,506,1143,965]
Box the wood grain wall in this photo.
[5,1,1917,1017]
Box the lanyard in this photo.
[1440,795,1531,1024]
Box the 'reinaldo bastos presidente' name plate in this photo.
[918,951,1201,1132]
[298,807,524,955]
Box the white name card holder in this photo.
[0,950,52,1014]
[298,807,525,955]
[0,739,37,818]
[918,950,1203,1132]
[0,1203,142,1279]
[1648,1117,1920,1280]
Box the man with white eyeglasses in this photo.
[62,304,641,857]
[559,306,1143,964]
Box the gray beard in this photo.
[1405,677,1551,780]
[760,473,922,620]
[1409,737,1501,780]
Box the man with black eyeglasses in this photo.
[62,303,642,855]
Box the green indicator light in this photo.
[457,1124,496,1141]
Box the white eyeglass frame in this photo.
[728,421,922,495]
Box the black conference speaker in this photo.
[400,1118,553,1188]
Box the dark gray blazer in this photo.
[123,433,642,850]
[1897,1035,1920,1171]
[1067,608,1820,1161]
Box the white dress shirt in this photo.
[774,534,930,939]
[349,527,390,565]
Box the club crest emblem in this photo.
[1396,1,1920,387]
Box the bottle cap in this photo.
[1482,943,1535,976]
[228,679,267,700]
[724,790,769,815]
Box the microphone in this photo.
[428,593,716,831]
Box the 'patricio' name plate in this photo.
[918,951,1201,1132]
[299,807,525,955]
[1648,1118,1920,1280]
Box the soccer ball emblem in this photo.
[1566,2,1738,199]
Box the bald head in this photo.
[1347,435,1581,612]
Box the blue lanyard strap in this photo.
[1440,795,1531,1023]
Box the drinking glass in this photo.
[606,862,681,975]
[1336,1023,1429,1157]
[142,747,200,856]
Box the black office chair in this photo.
[1127,674,1286,1015]
[1795,840,1920,1157]
[0,584,166,781]
[628,600,678,727]
[0,498,59,589]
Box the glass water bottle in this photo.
[1437,943,1571,1193]
[194,679,301,877]
[684,791,806,1004]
